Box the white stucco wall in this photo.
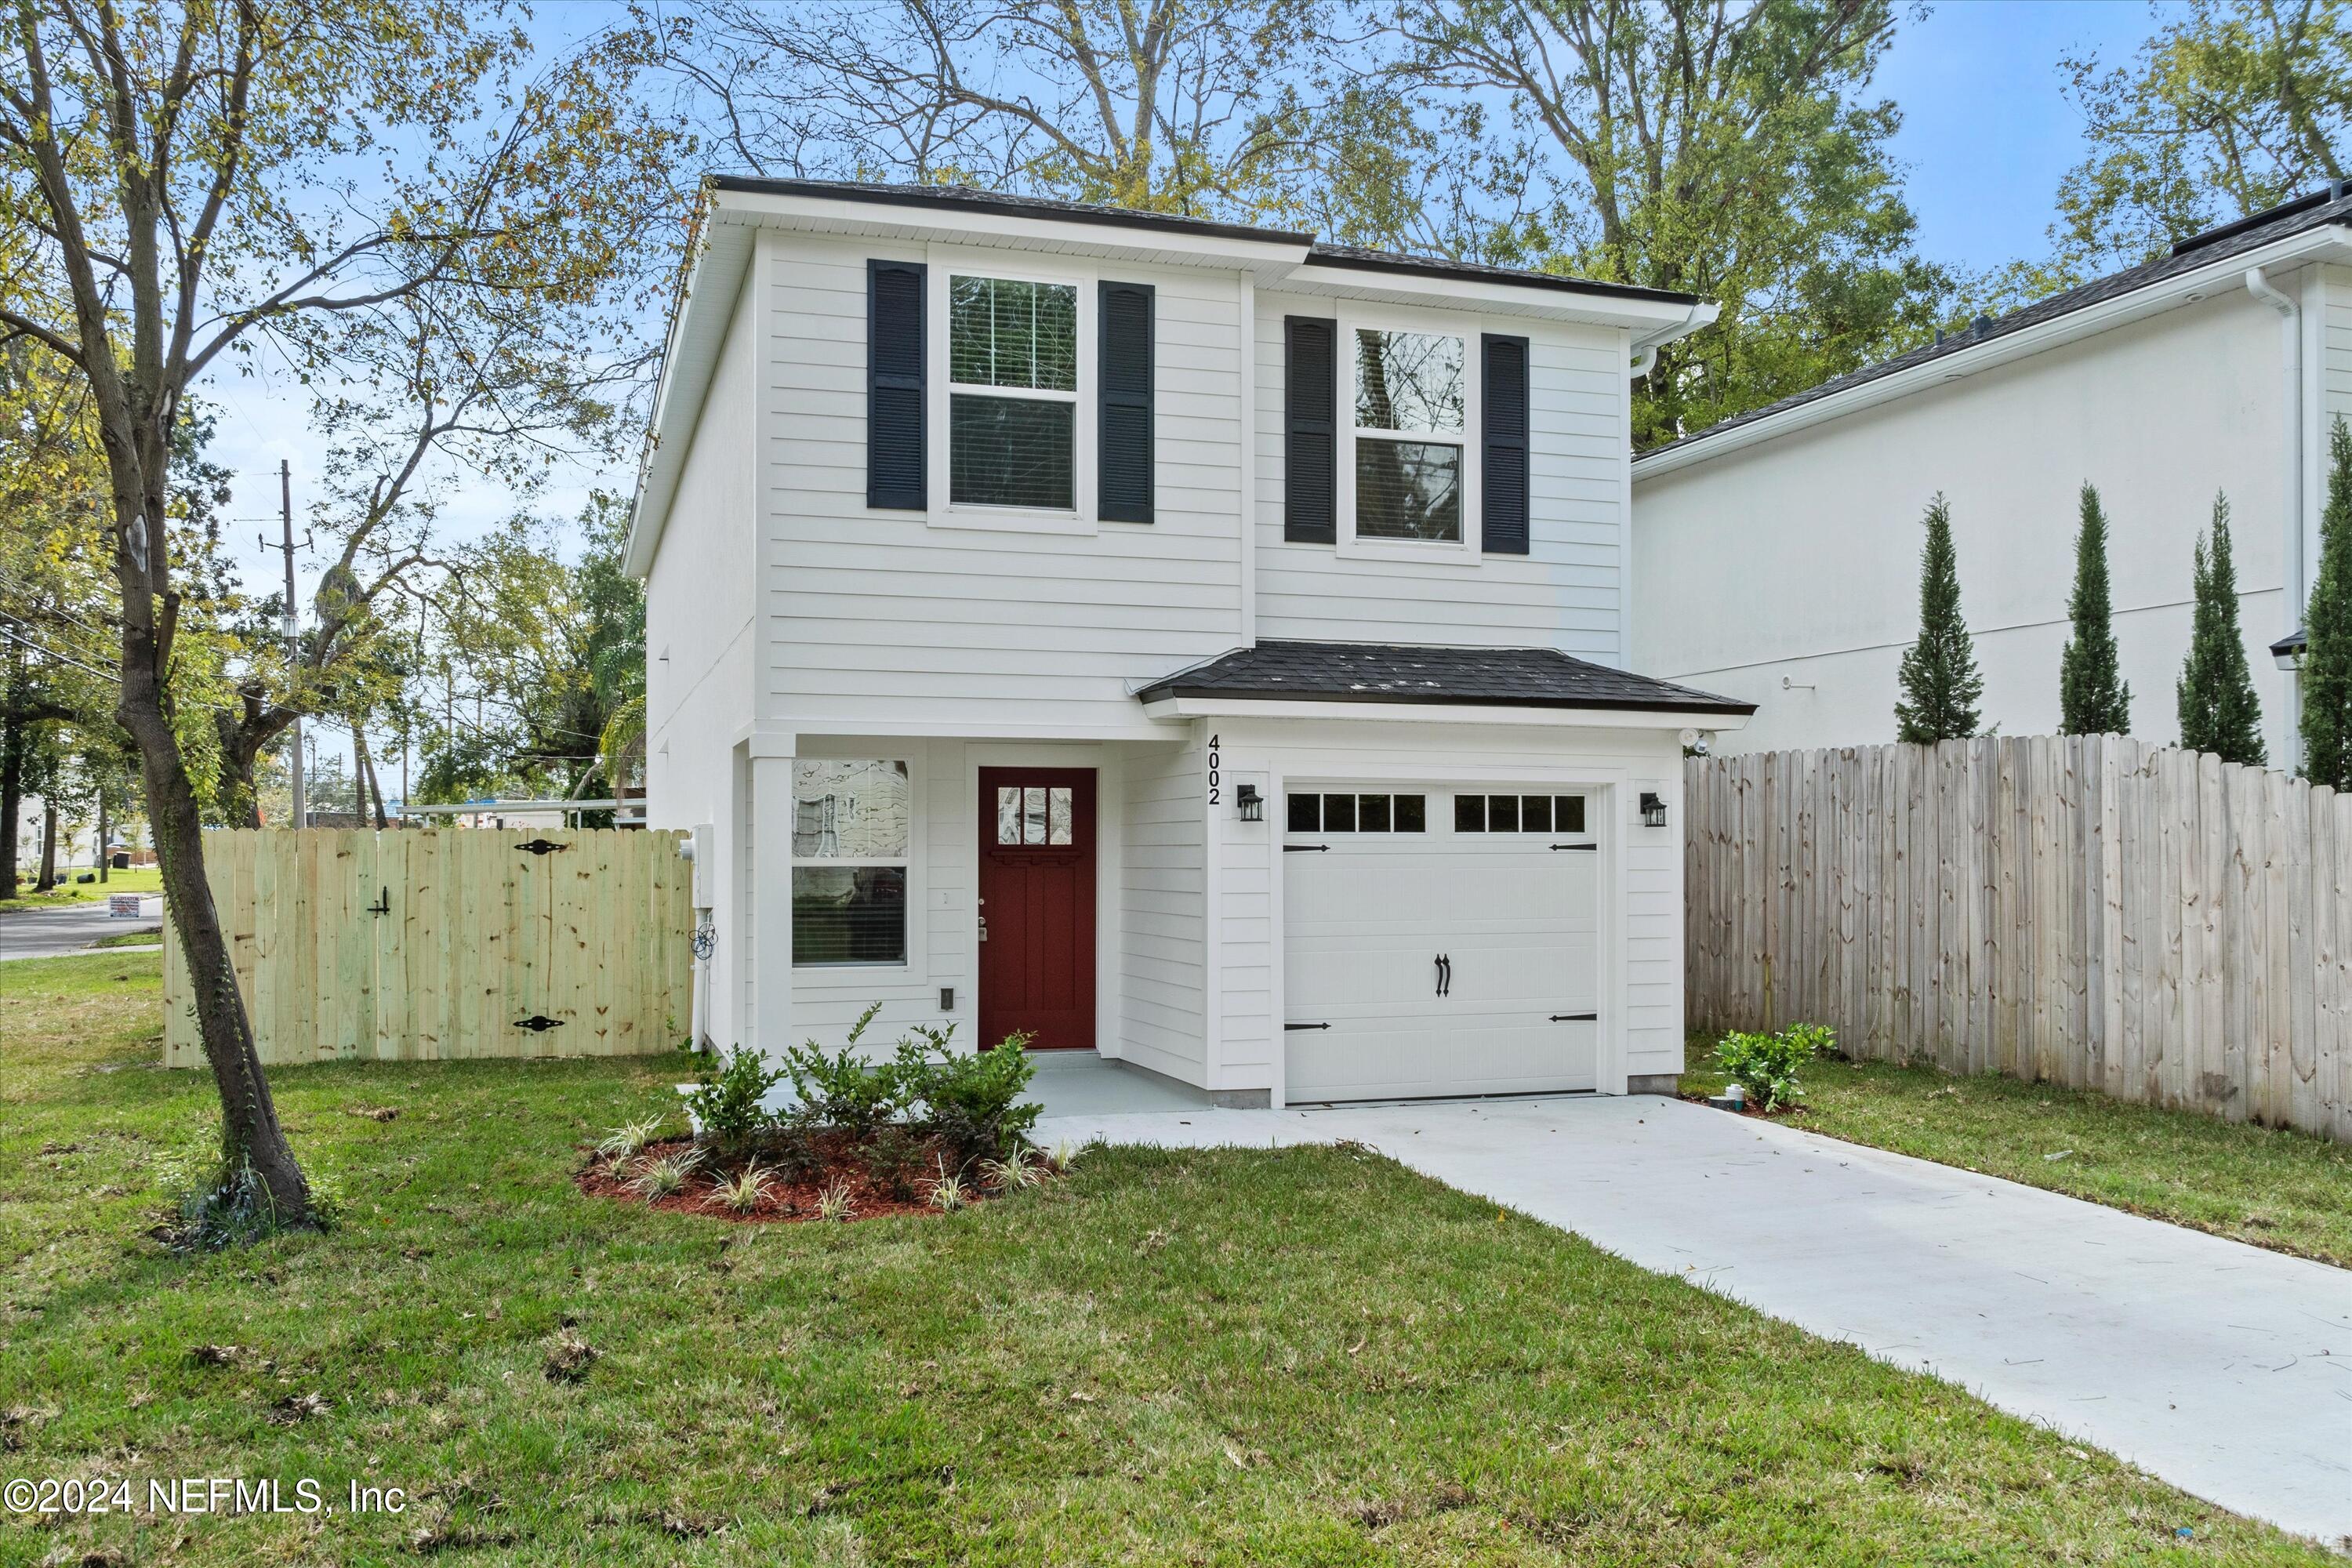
[1632,283,2304,761]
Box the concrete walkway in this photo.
[1033,1094,2352,1547]
[0,900,161,961]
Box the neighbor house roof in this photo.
[1635,183,2352,474]
[1132,641,1757,717]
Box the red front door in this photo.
[978,768,1097,1051]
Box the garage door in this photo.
[1283,788,1599,1102]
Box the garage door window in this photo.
[1454,793,1586,834]
[1287,792,1427,833]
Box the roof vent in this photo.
[1972,314,1992,336]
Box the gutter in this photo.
[2245,264,2305,769]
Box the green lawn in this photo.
[0,863,162,915]
[0,956,2332,1566]
[1684,1036,2352,1267]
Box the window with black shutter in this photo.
[1284,316,1337,543]
[1482,333,1530,554]
[866,260,927,510]
[1098,281,1154,522]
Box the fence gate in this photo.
[164,829,692,1068]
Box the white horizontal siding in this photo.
[1251,291,1631,656]
[760,232,1245,735]
[2325,265,2352,430]
[1120,733,1207,1083]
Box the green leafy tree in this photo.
[2051,0,2349,277]
[1377,0,1952,448]
[0,0,684,1233]
[2178,495,2267,765]
[2060,482,2132,735]
[1893,495,1984,745]
[2302,418,2352,786]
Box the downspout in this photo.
[2245,266,2303,769]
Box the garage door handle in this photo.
[1284,1022,1331,1031]
[1435,953,1451,996]
[1550,1012,1597,1022]
[1551,843,1597,851]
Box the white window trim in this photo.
[926,246,1097,535]
[787,755,924,975]
[1337,307,1483,564]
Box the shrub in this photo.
[713,1163,772,1214]
[815,1178,855,1223]
[1715,1023,1831,1112]
[628,1149,705,1199]
[782,1003,913,1139]
[684,1046,787,1158]
[906,1029,1040,1168]
[594,1116,667,1164]
[857,1126,927,1202]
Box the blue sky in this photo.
[201,0,2169,598]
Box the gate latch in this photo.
[367,887,391,916]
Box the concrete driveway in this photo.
[1034,1093,2352,1548]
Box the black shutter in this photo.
[867,260,926,510]
[1482,333,1530,554]
[1284,315,1338,544]
[1098,281,1155,523]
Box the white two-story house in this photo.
[625,178,1749,1107]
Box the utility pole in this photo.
[262,459,306,829]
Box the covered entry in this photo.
[1283,787,1599,1102]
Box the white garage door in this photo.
[1283,788,1600,1102]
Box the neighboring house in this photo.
[625,177,1749,1107]
[1632,185,2352,765]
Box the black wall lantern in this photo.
[1235,782,1264,822]
[1639,791,1669,829]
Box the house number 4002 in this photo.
[1206,732,1221,806]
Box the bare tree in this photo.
[0,0,684,1230]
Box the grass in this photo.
[0,957,2334,1566]
[0,863,162,915]
[1684,1034,2352,1266]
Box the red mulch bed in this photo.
[575,1134,1001,1225]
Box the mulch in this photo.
[575,1134,995,1225]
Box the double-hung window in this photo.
[790,760,911,966]
[946,274,1080,512]
[1348,325,1473,550]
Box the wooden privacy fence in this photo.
[164,829,692,1069]
[1684,736,2350,1142]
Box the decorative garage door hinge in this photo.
[1283,1022,1332,1031]
[1549,1012,1598,1022]
[1550,843,1598,851]
[513,1014,566,1032]
[515,838,570,856]
[1283,844,1329,853]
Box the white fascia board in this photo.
[622,216,757,579]
[1140,695,1750,732]
[1633,225,2352,482]
[1279,261,1715,340]
[713,185,1314,279]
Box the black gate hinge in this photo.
[515,838,570,856]
[514,1014,566,1032]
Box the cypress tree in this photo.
[2176,494,2264,766]
[2059,481,2131,734]
[1893,493,1984,743]
[2302,418,2352,788]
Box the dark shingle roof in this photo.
[1638,184,2352,464]
[1134,641,1755,717]
[706,176,1700,307]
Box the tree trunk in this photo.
[119,631,313,1225]
[357,729,387,830]
[97,790,109,883]
[1,681,22,904]
[36,801,56,891]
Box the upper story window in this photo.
[1352,329,1465,543]
[948,276,1078,510]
